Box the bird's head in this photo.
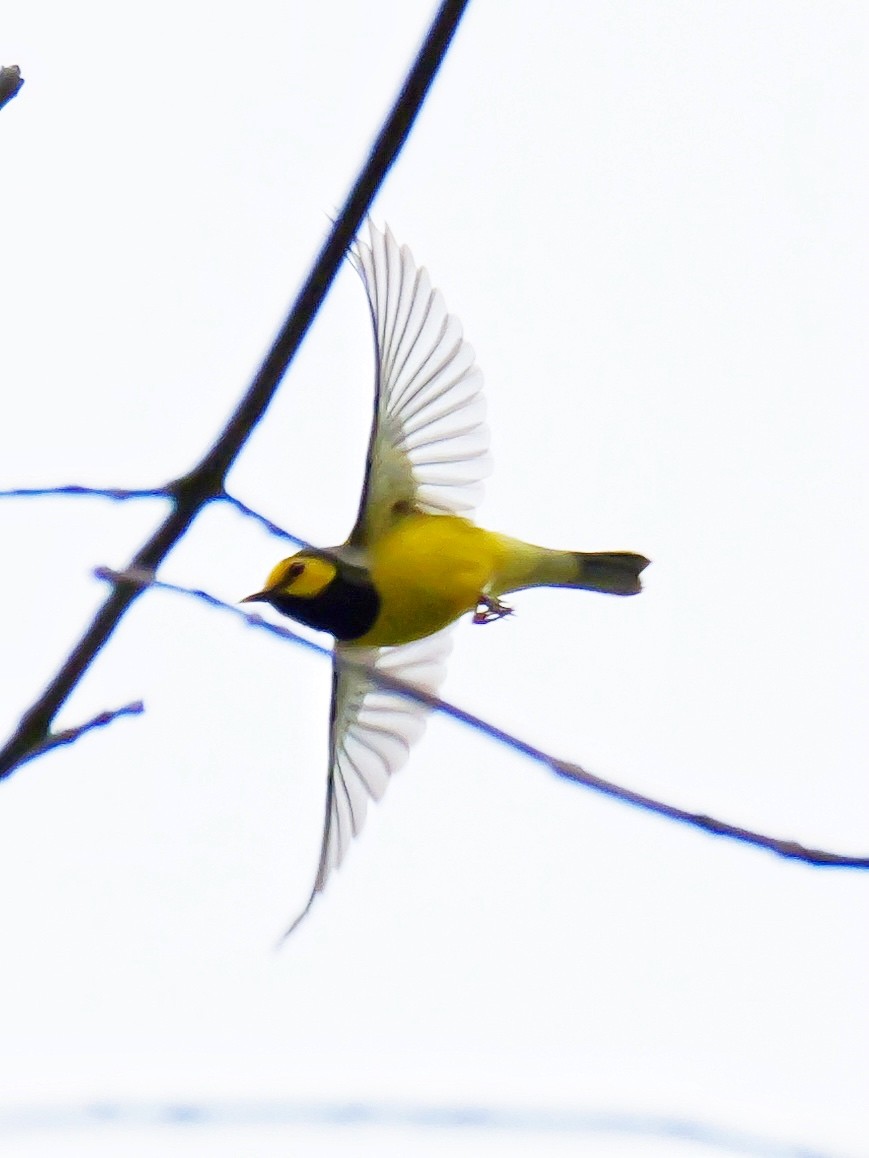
[242,550,379,641]
[243,551,338,608]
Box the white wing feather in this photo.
[284,630,452,937]
[348,222,490,545]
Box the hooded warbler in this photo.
[245,222,649,933]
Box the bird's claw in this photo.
[473,594,513,625]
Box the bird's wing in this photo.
[283,628,453,937]
[347,221,490,547]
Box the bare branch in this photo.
[0,66,23,112]
[98,567,869,873]
[0,485,168,502]
[220,492,309,545]
[0,0,471,779]
[14,702,145,770]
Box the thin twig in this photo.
[0,486,168,501]
[0,0,470,778]
[97,567,869,873]
[220,492,309,545]
[14,702,145,770]
[0,65,23,112]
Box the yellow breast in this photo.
[354,513,505,647]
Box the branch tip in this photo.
[14,701,145,770]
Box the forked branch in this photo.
[0,0,471,777]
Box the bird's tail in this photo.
[493,539,650,597]
[570,551,650,596]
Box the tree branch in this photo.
[220,492,308,545]
[0,485,168,502]
[0,0,471,778]
[13,702,145,770]
[97,567,869,873]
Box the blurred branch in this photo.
[0,0,470,778]
[0,66,23,112]
[98,567,869,873]
[14,701,145,770]
[0,1097,837,1157]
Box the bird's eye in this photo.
[287,561,305,581]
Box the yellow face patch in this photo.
[265,553,337,598]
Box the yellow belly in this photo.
[354,514,504,647]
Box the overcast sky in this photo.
[1,3,868,1155]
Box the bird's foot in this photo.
[473,594,513,625]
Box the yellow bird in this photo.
[244,223,648,933]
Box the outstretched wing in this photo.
[348,221,490,547]
[283,629,453,937]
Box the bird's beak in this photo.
[240,590,271,605]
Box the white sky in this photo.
[1,2,868,1155]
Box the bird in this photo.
[244,221,649,935]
